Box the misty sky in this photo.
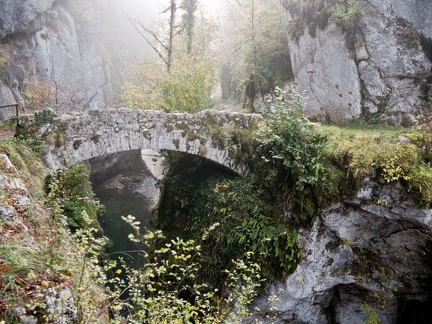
[102,0,225,59]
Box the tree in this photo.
[127,0,179,72]
[120,7,220,112]
[181,0,199,54]
[128,0,200,72]
[221,0,293,111]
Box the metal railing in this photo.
[0,103,19,117]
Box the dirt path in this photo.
[0,125,15,140]
[0,130,14,140]
[214,100,244,113]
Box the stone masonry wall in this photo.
[21,108,262,175]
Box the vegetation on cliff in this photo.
[2,92,432,321]
[283,0,368,43]
[154,89,432,302]
[0,120,266,322]
[0,128,110,322]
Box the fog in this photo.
[101,0,160,58]
[99,0,233,96]
[101,0,226,58]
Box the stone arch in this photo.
[32,108,262,175]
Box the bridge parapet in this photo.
[19,108,262,174]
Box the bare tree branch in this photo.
[125,13,169,67]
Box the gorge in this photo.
[1,0,432,323]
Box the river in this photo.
[89,149,163,268]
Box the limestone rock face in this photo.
[285,1,432,125]
[0,154,32,223]
[0,0,110,116]
[250,173,432,323]
[0,0,55,37]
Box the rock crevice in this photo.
[251,172,432,323]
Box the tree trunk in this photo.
[168,0,176,72]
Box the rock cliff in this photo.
[0,0,110,119]
[285,0,432,125]
[251,171,432,323]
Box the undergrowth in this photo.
[154,151,301,287]
[0,137,46,199]
[0,138,110,323]
[2,102,432,322]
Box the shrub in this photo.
[330,0,366,30]
[285,0,367,49]
[120,57,216,113]
[45,163,104,232]
[188,177,301,284]
[154,152,300,286]
[109,221,262,323]
[256,88,323,223]
[411,113,432,162]
[24,76,83,111]
[407,163,432,208]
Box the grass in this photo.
[0,136,110,323]
[319,123,432,207]
[0,138,47,200]
[320,124,410,180]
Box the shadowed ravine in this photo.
[89,150,159,268]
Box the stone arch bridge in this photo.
[21,108,262,174]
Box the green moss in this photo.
[394,17,421,49]
[173,138,180,149]
[91,133,100,143]
[210,124,256,157]
[200,113,220,129]
[73,140,82,150]
[175,122,191,134]
[285,0,368,49]
[320,125,413,185]
[164,122,175,133]
[407,164,432,208]
[55,133,67,148]
[316,162,348,208]
[319,124,432,207]
[198,145,208,156]
[187,132,200,142]
[143,130,152,140]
